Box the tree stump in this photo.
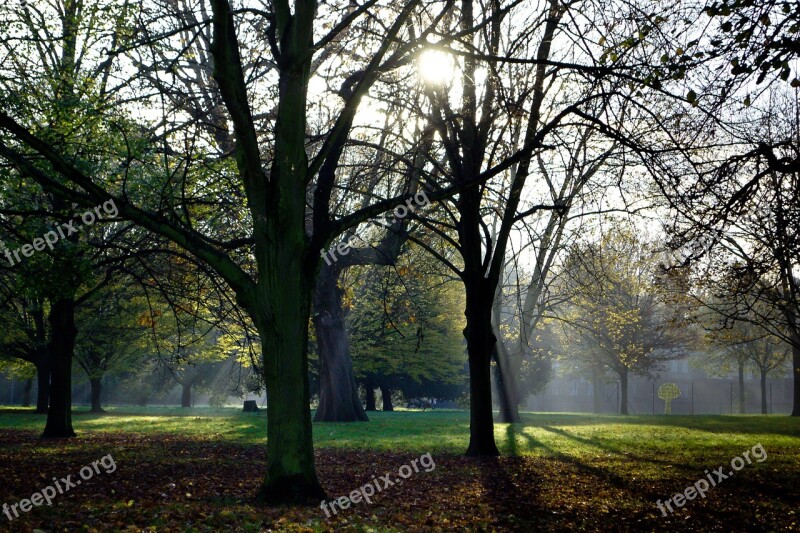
[243,400,259,412]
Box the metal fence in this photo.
[525,375,794,415]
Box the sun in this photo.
[417,49,455,86]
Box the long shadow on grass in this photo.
[539,426,684,469]
[535,425,799,511]
[634,415,800,438]
[501,423,545,457]
[534,434,667,505]
[471,425,545,529]
[521,413,800,439]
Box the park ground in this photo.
[0,408,798,532]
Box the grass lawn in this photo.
[0,407,798,531]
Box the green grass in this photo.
[2,407,798,530]
[2,406,799,481]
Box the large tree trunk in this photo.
[311,125,428,422]
[41,0,78,441]
[760,369,768,415]
[380,384,394,411]
[21,378,32,407]
[313,266,368,422]
[365,377,376,411]
[181,382,192,408]
[463,279,500,456]
[253,74,325,501]
[90,378,104,413]
[42,297,77,438]
[460,184,500,456]
[738,361,746,414]
[254,267,325,504]
[35,357,50,414]
[619,369,629,415]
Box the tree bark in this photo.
[41,0,78,441]
[760,369,768,415]
[251,23,325,504]
[254,267,325,504]
[313,266,368,422]
[463,279,500,456]
[380,384,394,411]
[738,361,746,414]
[619,369,629,415]
[42,297,77,438]
[181,382,192,408]
[211,0,415,503]
[21,378,32,407]
[460,185,500,456]
[365,377,376,411]
[90,378,104,413]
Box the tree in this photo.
[1,0,461,501]
[490,122,617,422]
[748,332,790,414]
[0,277,50,413]
[347,246,466,409]
[403,0,692,450]
[701,323,752,414]
[74,282,150,412]
[312,119,433,422]
[557,227,694,414]
[662,89,800,415]
[0,0,138,437]
[703,308,790,414]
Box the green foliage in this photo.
[556,225,696,378]
[347,245,466,399]
[74,281,152,382]
[136,282,247,404]
[0,358,35,380]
